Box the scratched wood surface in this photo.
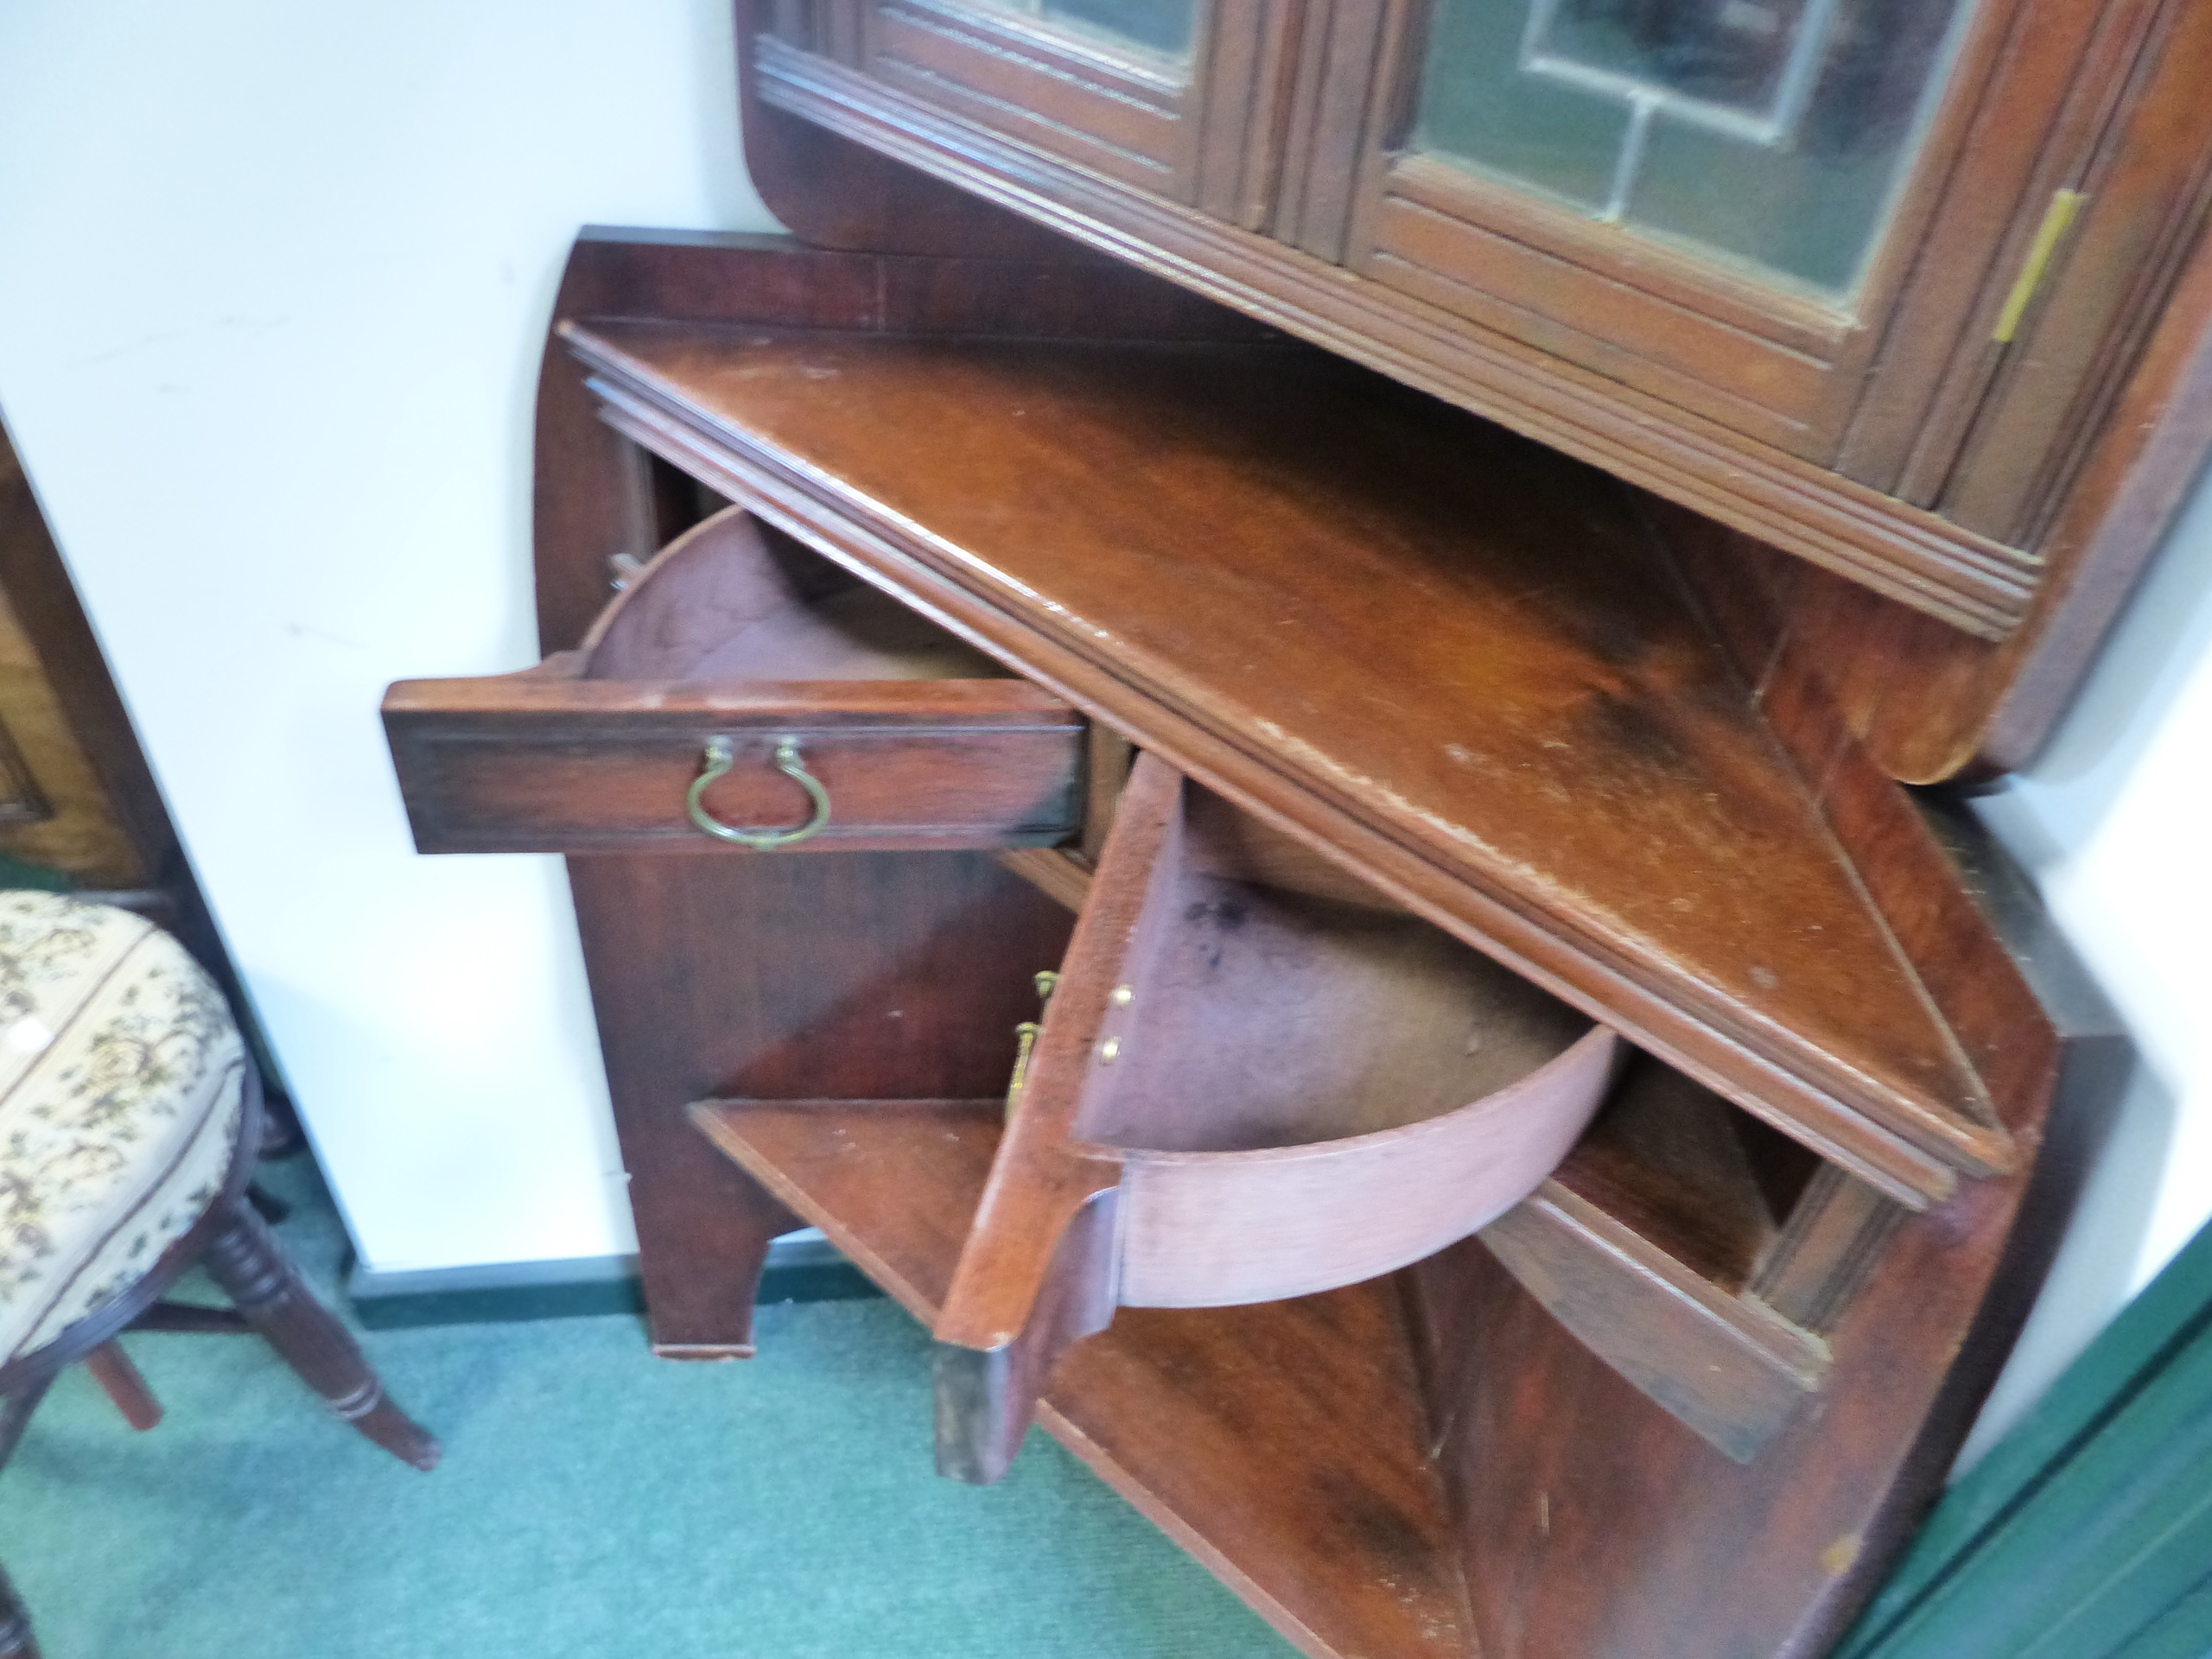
[438,231,2115,1659]
[693,1095,1472,1659]
[562,315,2005,1204]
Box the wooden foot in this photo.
[84,1342,161,1431]
[0,1562,38,1658]
[645,1185,798,1361]
[199,1199,442,1471]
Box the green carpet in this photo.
[0,1160,1296,1658]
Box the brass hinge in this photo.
[1003,969,1059,1120]
[1993,188,2087,344]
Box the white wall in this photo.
[1957,464,2212,1466]
[2,3,2209,1460]
[0,0,775,1273]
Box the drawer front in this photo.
[384,677,1085,855]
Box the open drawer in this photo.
[928,754,1621,1481]
[383,506,1085,854]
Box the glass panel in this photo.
[1412,0,1973,297]
[969,0,1197,57]
[1529,0,1814,116]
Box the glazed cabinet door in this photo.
[1326,0,1972,457]
[1323,0,2183,467]
[766,0,1300,219]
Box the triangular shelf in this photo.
[574,322,2000,1205]
[692,1097,1471,1659]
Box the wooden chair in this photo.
[0,893,437,1659]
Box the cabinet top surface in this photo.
[565,316,2007,1195]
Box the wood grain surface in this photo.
[386,502,1084,855]
[928,757,1620,1474]
[568,850,1071,1354]
[752,35,2039,637]
[691,1096,1471,1659]
[384,666,1083,855]
[925,753,1179,1471]
[560,315,2004,1203]
[0,421,165,886]
[482,229,2113,1659]
[740,0,2212,773]
[1076,760,1624,1307]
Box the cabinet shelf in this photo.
[562,314,2002,1205]
[690,1096,1471,1659]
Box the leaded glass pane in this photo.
[1413,0,1973,296]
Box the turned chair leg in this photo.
[245,1182,291,1225]
[199,1198,441,1471]
[84,1342,162,1431]
[0,1562,37,1659]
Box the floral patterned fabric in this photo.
[0,892,245,1365]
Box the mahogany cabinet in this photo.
[377,3,2207,1651]
[380,209,2142,1652]
[0,420,171,887]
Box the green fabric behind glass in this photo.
[1625,0,1967,293]
[1412,0,1968,296]
[1627,112,1903,293]
[1532,0,1809,114]
[974,0,1194,56]
[1416,0,1628,212]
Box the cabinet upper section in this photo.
[743,0,2212,655]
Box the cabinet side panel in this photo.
[1656,505,2060,1132]
[1834,0,2133,495]
[1937,0,2212,544]
[537,230,1109,1351]
[1427,1165,2024,1659]
[569,851,1072,1351]
[536,231,1279,650]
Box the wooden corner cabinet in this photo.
[378,0,2202,1650]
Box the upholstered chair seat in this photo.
[0,892,436,1659]
[0,893,246,1365]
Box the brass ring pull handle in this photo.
[685,735,832,849]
